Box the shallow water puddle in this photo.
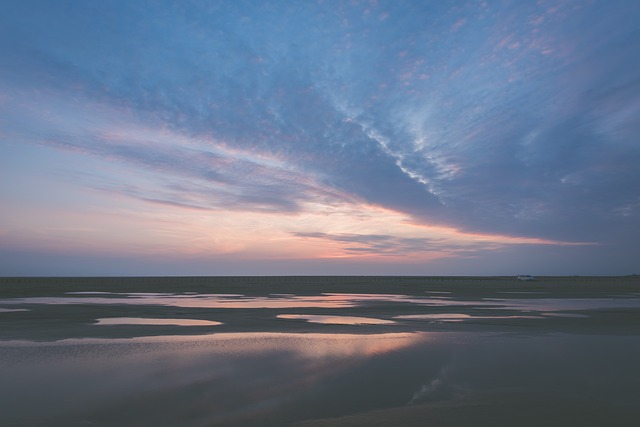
[3,293,640,315]
[96,317,222,326]
[395,313,544,322]
[541,312,590,318]
[3,294,357,308]
[277,314,395,325]
[483,297,640,311]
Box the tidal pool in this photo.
[277,314,395,325]
[394,313,545,322]
[0,308,29,313]
[4,292,640,314]
[96,317,223,326]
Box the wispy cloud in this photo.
[292,228,591,259]
[1,0,638,274]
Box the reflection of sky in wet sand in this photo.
[1,289,640,426]
[1,294,358,308]
[2,293,640,316]
[67,291,118,295]
[277,314,395,325]
[1,331,423,357]
[2,332,639,426]
[0,308,29,313]
[96,318,222,326]
[481,298,640,311]
[496,291,547,294]
[541,312,590,318]
[0,332,424,426]
[395,313,545,322]
[5,292,448,309]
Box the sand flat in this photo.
[1,276,639,426]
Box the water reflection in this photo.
[96,317,222,326]
[277,314,395,325]
[395,313,544,322]
[482,297,640,311]
[3,293,640,314]
[1,332,639,426]
[541,312,590,318]
[0,292,460,309]
[1,294,358,309]
[0,332,424,426]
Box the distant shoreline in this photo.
[2,275,639,298]
[2,274,638,280]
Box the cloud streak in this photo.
[293,229,591,259]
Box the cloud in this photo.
[292,229,587,259]
[293,232,450,256]
[48,134,333,214]
[1,0,639,273]
[1,84,361,214]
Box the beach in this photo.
[1,276,639,426]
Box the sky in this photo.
[1,0,639,276]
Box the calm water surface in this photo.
[1,289,640,426]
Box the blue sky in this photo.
[1,0,639,276]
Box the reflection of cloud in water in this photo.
[66,291,115,295]
[0,293,422,310]
[483,298,640,311]
[2,332,640,426]
[277,314,395,325]
[1,332,424,359]
[96,317,222,326]
[2,294,357,309]
[409,364,470,404]
[0,292,464,309]
[398,313,473,322]
[396,313,544,322]
[0,332,425,426]
[541,312,590,318]
[2,293,639,317]
[0,308,29,313]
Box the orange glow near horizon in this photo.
[0,91,595,270]
[1,185,593,264]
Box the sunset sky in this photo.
[1,0,639,276]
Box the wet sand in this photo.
[2,275,640,297]
[293,389,640,427]
[1,276,639,426]
[2,275,640,340]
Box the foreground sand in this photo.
[292,388,640,427]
